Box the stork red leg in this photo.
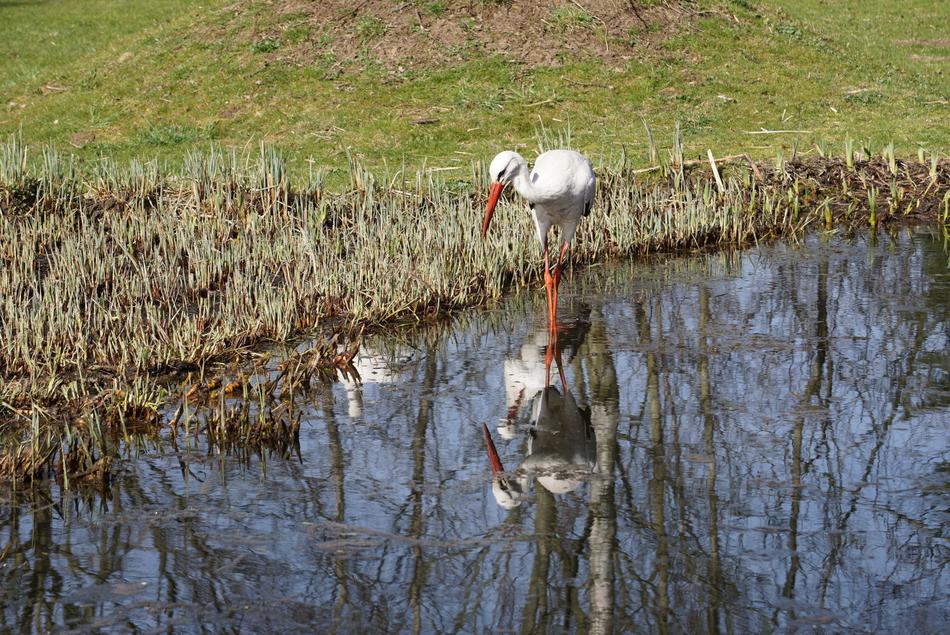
[549,241,569,330]
[543,245,556,328]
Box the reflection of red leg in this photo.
[556,348,567,389]
[541,242,570,389]
[544,325,568,389]
[544,332,554,387]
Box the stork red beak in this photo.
[481,181,505,239]
[482,423,504,475]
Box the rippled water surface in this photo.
[3,229,949,633]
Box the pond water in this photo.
[2,228,949,634]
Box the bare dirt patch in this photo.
[894,38,950,47]
[223,0,699,72]
[910,54,950,62]
[68,131,96,148]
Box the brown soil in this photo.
[894,38,950,47]
[770,156,949,226]
[226,0,700,72]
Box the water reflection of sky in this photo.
[3,229,948,633]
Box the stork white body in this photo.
[485,149,595,250]
[499,329,551,439]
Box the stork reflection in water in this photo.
[484,304,596,509]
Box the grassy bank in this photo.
[1,1,947,178]
[1,130,948,484]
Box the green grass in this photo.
[0,1,946,182]
[251,37,281,53]
[354,14,387,41]
[547,5,597,32]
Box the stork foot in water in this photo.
[544,325,567,389]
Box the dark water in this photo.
[3,229,949,634]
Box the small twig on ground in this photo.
[745,128,813,135]
[565,78,612,89]
[743,154,764,180]
[414,7,427,33]
[627,1,651,30]
[631,153,763,177]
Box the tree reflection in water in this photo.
[2,229,948,633]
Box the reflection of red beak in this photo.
[481,182,505,239]
[482,423,504,475]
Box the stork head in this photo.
[482,151,525,239]
[492,477,526,509]
[483,422,526,509]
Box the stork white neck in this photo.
[492,151,545,204]
[506,158,544,204]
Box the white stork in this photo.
[481,149,596,329]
